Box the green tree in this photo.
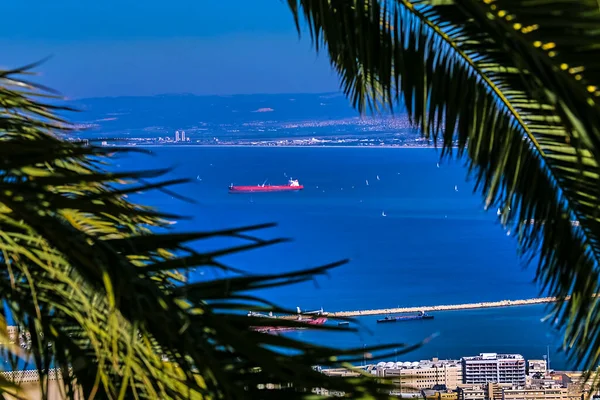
[0,65,407,399]
[286,0,600,383]
[3,0,600,398]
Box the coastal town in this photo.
[92,132,434,148]
[70,114,440,148]
[7,321,596,400]
[5,350,592,400]
[318,353,596,400]
[70,111,428,150]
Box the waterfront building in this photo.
[529,374,564,389]
[175,130,180,142]
[422,388,459,400]
[181,130,186,141]
[528,359,548,375]
[319,355,588,399]
[321,367,364,378]
[457,385,486,400]
[462,353,526,386]
[375,358,463,391]
[458,383,584,400]
[502,386,583,400]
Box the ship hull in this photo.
[253,317,326,333]
[229,185,304,193]
[377,315,434,323]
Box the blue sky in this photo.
[1,1,339,98]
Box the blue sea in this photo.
[117,146,572,369]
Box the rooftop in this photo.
[376,358,462,370]
[462,353,524,361]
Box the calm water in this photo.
[117,147,571,369]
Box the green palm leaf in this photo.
[287,0,600,378]
[0,65,419,398]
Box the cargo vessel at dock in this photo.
[229,178,303,193]
[377,311,434,323]
[252,317,327,333]
[248,307,327,333]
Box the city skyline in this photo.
[321,352,587,400]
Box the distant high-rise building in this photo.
[181,131,186,141]
[462,353,526,386]
[175,130,180,142]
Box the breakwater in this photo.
[2,297,572,338]
[330,296,567,317]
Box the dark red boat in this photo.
[229,179,304,193]
[253,317,327,333]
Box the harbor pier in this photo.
[330,296,568,318]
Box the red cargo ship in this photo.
[229,179,303,193]
[253,317,327,333]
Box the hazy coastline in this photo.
[107,143,445,149]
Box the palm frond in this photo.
[0,65,416,398]
[288,0,600,376]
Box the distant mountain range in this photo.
[67,93,420,144]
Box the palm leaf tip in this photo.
[288,0,600,380]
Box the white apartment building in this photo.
[462,353,526,386]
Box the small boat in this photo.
[338,321,350,326]
[376,175,380,181]
[377,311,434,323]
[248,311,274,318]
[366,180,369,186]
[382,211,387,217]
[296,306,328,316]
